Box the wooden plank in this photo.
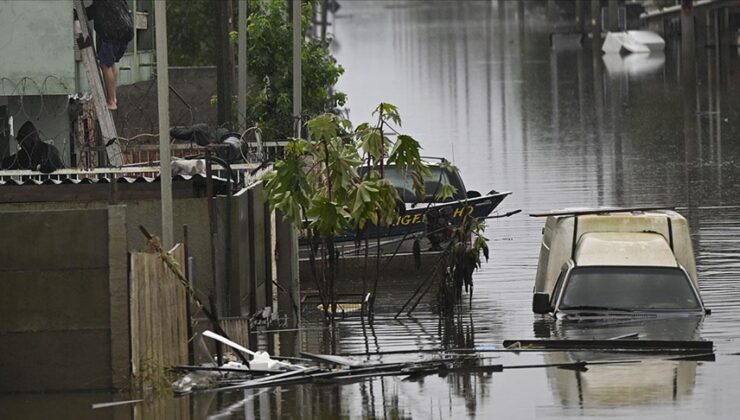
[130,254,139,376]
[171,246,186,365]
[144,255,154,374]
[221,318,250,349]
[158,253,168,367]
[156,253,164,368]
[166,246,185,366]
[502,339,714,352]
[72,0,123,167]
[299,352,364,368]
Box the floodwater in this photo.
[5,1,740,419]
[200,2,740,418]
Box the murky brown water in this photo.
[5,1,740,419]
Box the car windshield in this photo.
[359,165,466,202]
[558,266,701,311]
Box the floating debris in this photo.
[91,399,145,410]
[169,335,717,394]
[502,339,715,353]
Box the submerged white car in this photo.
[530,208,709,318]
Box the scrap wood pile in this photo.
[171,331,716,394]
[172,330,502,394]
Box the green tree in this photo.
[245,0,346,140]
[166,0,217,66]
[263,104,427,322]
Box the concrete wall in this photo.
[0,206,128,393]
[117,67,218,138]
[0,0,154,95]
[0,183,300,392]
[1,186,272,305]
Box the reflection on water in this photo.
[541,316,704,342]
[602,52,666,78]
[6,1,740,419]
[545,356,698,409]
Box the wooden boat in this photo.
[300,159,510,255]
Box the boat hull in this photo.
[299,191,510,254]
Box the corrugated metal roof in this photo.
[0,163,260,188]
[0,174,217,187]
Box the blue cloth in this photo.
[98,40,127,66]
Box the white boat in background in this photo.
[602,30,665,54]
[602,51,665,78]
[627,30,666,52]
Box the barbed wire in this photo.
[1,76,74,174]
[0,74,276,177]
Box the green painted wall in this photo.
[0,0,154,96]
[0,0,76,95]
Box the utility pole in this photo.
[238,0,248,132]
[591,0,601,53]
[155,0,173,248]
[292,0,302,138]
[215,0,235,127]
[320,0,329,42]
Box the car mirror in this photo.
[532,293,552,314]
[467,190,481,198]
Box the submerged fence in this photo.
[129,244,189,379]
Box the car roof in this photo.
[574,232,678,267]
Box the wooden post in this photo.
[238,0,248,132]
[183,224,195,365]
[154,0,173,248]
[575,0,586,35]
[321,0,329,42]
[215,0,236,127]
[591,0,601,51]
[719,7,730,84]
[681,0,695,82]
[681,0,697,99]
[276,212,300,328]
[608,0,619,32]
[209,294,223,366]
[292,0,302,138]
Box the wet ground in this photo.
[5,1,740,419]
